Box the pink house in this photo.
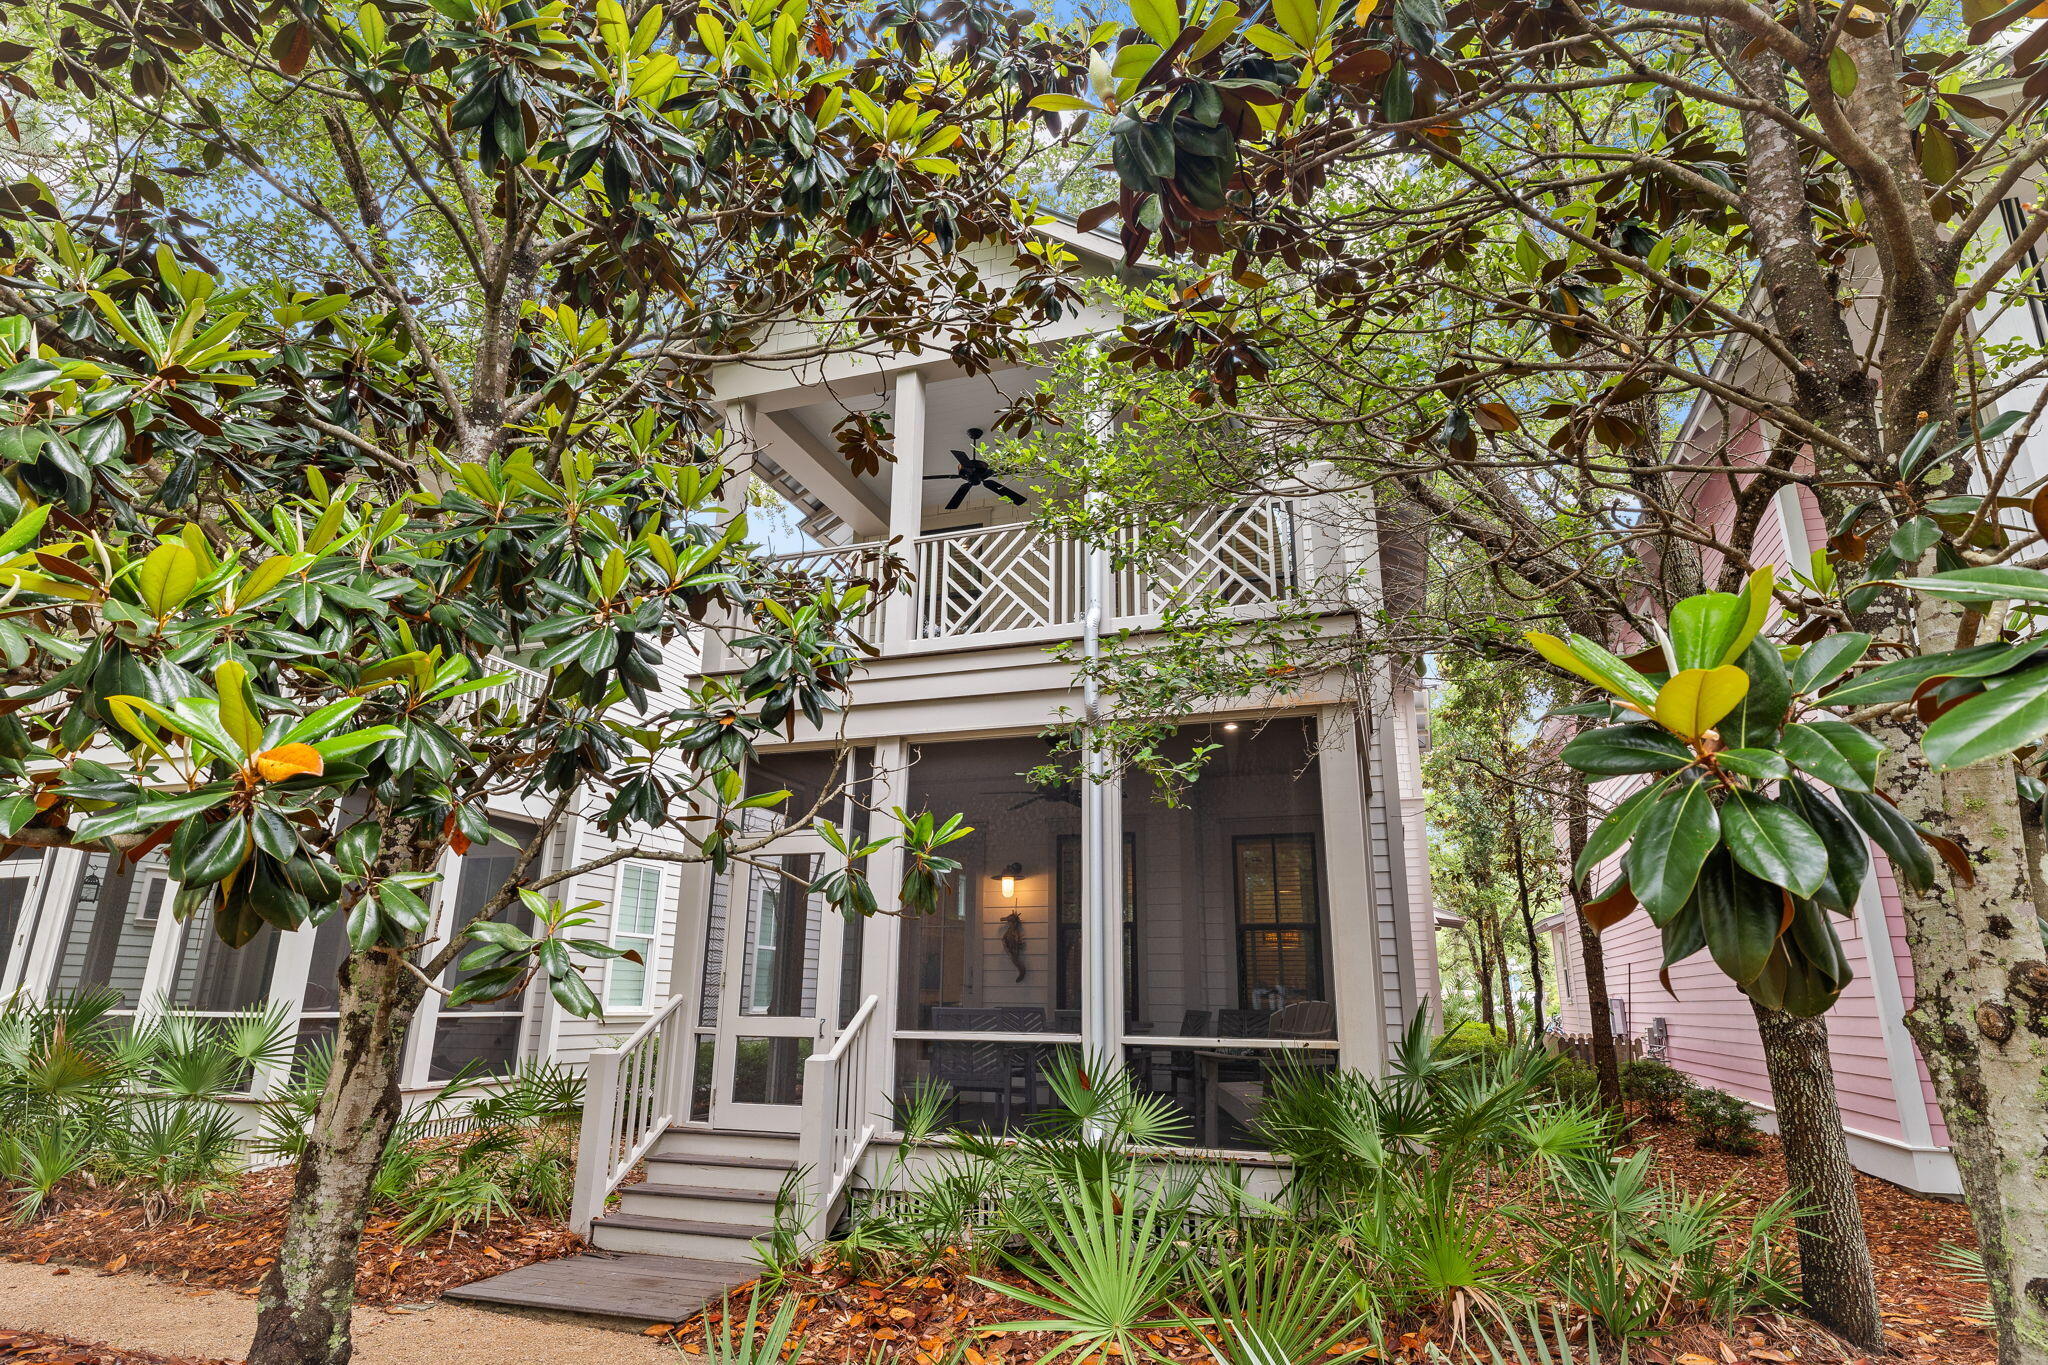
[1545,365,1973,1197]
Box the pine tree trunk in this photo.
[247,947,425,1365]
[1563,770,1623,1111]
[1750,1002,1885,1352]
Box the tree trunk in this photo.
[1494,916,1519,1046]
[1511,825,1545,1035]
[1474,924,1496,1032]
[248,947,425,1365]
[1876,675,2048,1365]
[1751,1002,1885,1353]
[1562,771,1622,1111]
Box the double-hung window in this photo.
[609,863,664,1010]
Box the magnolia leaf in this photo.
[1623,779,1720,923]
[1524,631,1658,712]
[136,542,200,617]
[1559,724,1692,777]
[214,659,263,757]
[1720,791,1828,898]
[1788,632,1871,695]
[1922,664,2048,770]
[1694,849,1782,988]
[254,742,325,782]
[1779,721,1884,791]
[1654,665,1750,741]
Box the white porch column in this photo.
[881,371,927,653]
[1078,410,1124,1080]
[1318,703,1389,1074]
[2,849,69,998]
[863,738,910,1128]
[256,921,319,1096]
[400,850,459,1089]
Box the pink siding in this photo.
[1556,408,1948,1157]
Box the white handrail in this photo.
[569,992,691,1237]
[797,993,881,1245]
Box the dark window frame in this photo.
[1231,832,1325,1009]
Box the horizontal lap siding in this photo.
[540,633,705,1069]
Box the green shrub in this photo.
[1684,1085,1763,1154]
[1539,1056,1603,1108]
[0,990,292,1222]
[259,1054,582,1245]
[1435,1020,1508,1060]
[1618,1058,1691,1122]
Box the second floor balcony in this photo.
[758,495,1314,654]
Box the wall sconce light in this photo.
[992,862,1023,899]
[1222,721,1240,732]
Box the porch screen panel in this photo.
[0,865,36,983]
[895,736,1081,1038]
[1110,718,1337,1153]
[1116,717,1335,1039]
[167,904,281,1012]
[50,853,166,1008]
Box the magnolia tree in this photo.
[1016,0,2048,1350]
[0,0,1072,1359]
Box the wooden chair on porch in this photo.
[1199,1001,1337,1147]
[926,1007,1046,1128]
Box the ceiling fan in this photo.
[925,428,1029,510]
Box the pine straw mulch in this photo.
[0,1163,582,1308]
[0,1330,229,1365]
[1640,1125,1990,1364]
[660,1127,1991,1365]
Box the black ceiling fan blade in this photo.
[944,482,971,510]
[952,449,973,470]
[987,481,1029,504]
[924,473,961,480]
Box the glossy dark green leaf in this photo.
[1818,639,2040,706]
[1779,720,1883,791]
[177,817,253,887]
[1714,748,1788,784]
[1780,778,1868,914]
[1695,848,1782,988]
[1560,723,1693,776]
[1718,638,1790,749]
[1836,789,1937,893]
[1572,775,1671,882]
[1720,790,1827,897]
[1891,566,2048,606]
[1921,663,2048,770]
[1787,632,1870,695]
[1623,779,1720,923]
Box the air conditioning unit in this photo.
[1645,1016,1669,1058]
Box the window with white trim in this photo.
[609,863,663,1009]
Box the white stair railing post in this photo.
[799,1044,837,1245]
[571,1046,622,1237]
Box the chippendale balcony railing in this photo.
[762,497,1305,651]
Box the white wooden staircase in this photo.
[587,1127,799,1259]
[447,994,881,1326]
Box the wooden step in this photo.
[647,1149,794,1168]
[643,1150,796,1194]
[590,1211,774,1260]
[631,1182,778,1204]
[443,1249,756,1328]
[655,1126,803,1160]
[615,1182,781,1226]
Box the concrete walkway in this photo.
[0,1261,678,1364]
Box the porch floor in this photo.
[442,1249,755,1327]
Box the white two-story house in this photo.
[550,220,1442,1273]
[0,219,1440,1303]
